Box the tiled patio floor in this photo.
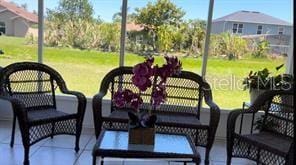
[0,120,256,165]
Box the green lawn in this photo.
[0,36,285,109]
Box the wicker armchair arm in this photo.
[202,82,220,150]
[226,109,257,142]
[203,82,220,129]
[0,95,27,121]
[205,99,220,127]
[92,92,106,118]
[61,90,86,118]
[205,99,220,147]
[227,109,243,136]
[92,92,106,137]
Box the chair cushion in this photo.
[28,109,76,123]
[105,110,202,128]
[156,113,202,127]
[241,131,293,155]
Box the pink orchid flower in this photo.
[132,75,152,91]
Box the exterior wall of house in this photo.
[221,21,292,35]
[211,21,225,34]
[0,7,16,35]
[0,8,31,37]
[13,17,30,37]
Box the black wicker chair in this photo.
[227,90,294,165]
[93,67,220,164]
[0,62,86,165]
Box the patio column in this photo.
[119,0,128,67]
[38,0,44,63]
[201,0,215,78]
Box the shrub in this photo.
[209,32,248,60]
[251,39,270,58]
[25,33,37,45]
[156,24,175,53]
[99,23,120,52]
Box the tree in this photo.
[99,23,120,52]
[172,23,187,52]
[186,19,206,56]
[45,0,95,49]
[190,27,205,55]
[47,0,94,22]
[134,0,185,51]
[135,0,185,28]
[96,15,103,24]
[156,25,175,53]
[21,3,28,10]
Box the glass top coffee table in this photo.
[92,129,200,165]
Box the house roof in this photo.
[213,10,291,26]
[126,23,144,31]
[0,0,38,23]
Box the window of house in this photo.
[278,27,284,35]
[257,25,263,34]
[237,24,243,33]
[232,23,238,33]
[0,22,5,35]
[232,23,243,34]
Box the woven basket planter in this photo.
[128,127,155,145]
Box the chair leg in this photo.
[23,145,30,165]
[75,121,82,153]
[205,148,210,165]
[75,135,80,153]
[95,122,102,139]
[51,122,55,139]
[226,156,232,165]
[10,115,16,148]
[226,138,233,165]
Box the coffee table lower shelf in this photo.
[92,129,200,165]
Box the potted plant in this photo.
[243,64,293,104]
[112,56,182,145]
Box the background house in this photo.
[211,10,292,35]
[126,22,145,43]
[212,10,292,55]
[0,0,38,37]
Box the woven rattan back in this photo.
[0,62,61,110]
[104,67,204,116]
[262,92,294,138]
[158,75,202,115]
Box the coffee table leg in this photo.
[193,158,200,165]
[100,157,104,165]
[92,156,96,165]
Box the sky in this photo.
[11,0,293,23]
